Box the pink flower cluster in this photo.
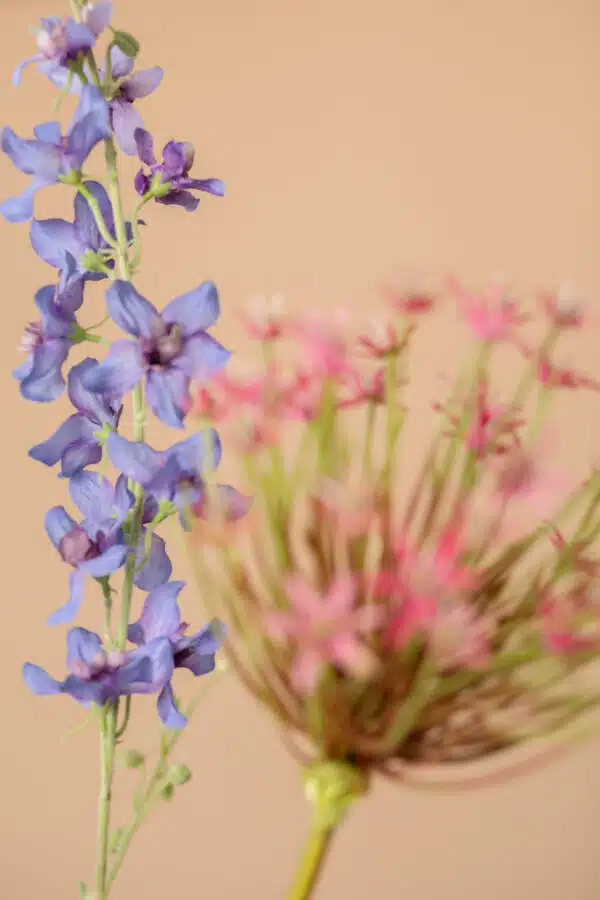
[187,276,600,765]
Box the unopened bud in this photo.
[167,763,192,786]
[161,783,174,801]
[119,748,145,769]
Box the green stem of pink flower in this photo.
[287,822,336,900]
[287,762,368,900]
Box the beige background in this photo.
[1,0,600,897]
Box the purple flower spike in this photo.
[30,180,115,284]
[23,623,174,709]
[127,581,225,728]
[106,430,251,529]
[29,358,123,477]
[81,280,230,428]
[133,128,224,211]
[13,279,83,403]
[0,86,110,223]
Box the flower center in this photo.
[145,324,184,366]
[37,22,68,59]
[19,321,43,353]
[58,525,98,567]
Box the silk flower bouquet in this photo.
[3,2,600,899]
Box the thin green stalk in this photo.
[96,704,117,899]
[104,139,133,281]
[286,762,368,900]
[106,689,213,890]
[287,824,336,900]
[130,194,152,271]
[90,89,146,896]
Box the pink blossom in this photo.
[434,378,523,459]
[264,575,384,694]
[358,320,415,358]
[339,367,387,408]
[535,355,600,392]
[377,525,479,649]
[540,594,600,655]
[241,294,288,341]
[294,322,351,378]
[381,281,436,316]
[448,276,528,342]
[537,285,587,329]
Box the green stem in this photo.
[287,824,336,900]
[130,194,152,271]
[286,762,368,900]
[106,689,211,890]
[90,88,146,896]
[95,704,117,899]
[104,139,133,281]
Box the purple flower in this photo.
[106,430,251,528]
[0,86,110,223]
[13,277,83,402]
[23,624,174,709]
[81,280,230,428]
[127,581,225,728]
[29,180,115,284]
[134,128,224,211]
[101,47,163,156]
[29,358,122,477]
[44,471,171,626]
[13,4,111,87]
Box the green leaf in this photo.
[112,31,140,58]
[79,883,88,898]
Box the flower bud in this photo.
[167,763,192,786]
[119,748,145,769]
[161,783,174,801]
[111,29,140,59]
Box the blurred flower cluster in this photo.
[187,279,600,777]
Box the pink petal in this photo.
[264,611,299,639]
[353,603,386,632]
[328,634,378,679]
[284,575,323,621]
[290,648,324,695]
[325,575,356,616]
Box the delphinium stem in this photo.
[92,113,146,898]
